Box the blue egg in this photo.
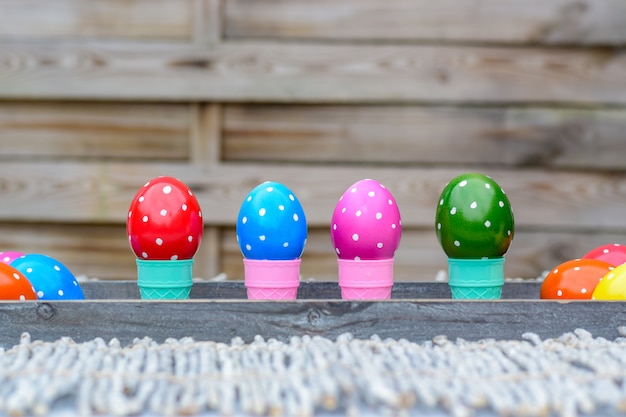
[236,182,308,260]
[11,254,85,300]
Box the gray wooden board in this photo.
[2,296,624,349]
[80,281,543,300]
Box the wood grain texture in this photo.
[0,102,192,161]
[223,104,626,170]
[1,298,623,348]
[1,42,625,104]
[1,162,626,230]
[225,0,626,45]
[0,0,194,40]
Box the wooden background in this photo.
[1,0,626,282]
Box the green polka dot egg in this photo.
[435,173,514,259]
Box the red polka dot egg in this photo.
[127,176,204,260]
[582,243,626,267]
[331,179,401,260]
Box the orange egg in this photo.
[540,258,614,299]
[0,262,37,300]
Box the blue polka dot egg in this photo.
[11,254,85,300]
[237,182,308,260]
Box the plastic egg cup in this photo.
[244,259,301,300]
[337,258,394,300]
[447,257,504,300]
[136,259,193,300]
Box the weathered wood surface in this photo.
[80,281,542,300]
[0,0,194,41]
[223,104,626,171]
[1,42,625,104]
[2,161,626,229]
[0,102,192,161]
[1,297,623,349]
[225,0,626,45]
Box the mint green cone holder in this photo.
[448,257,504,300]
[136,259,193,300]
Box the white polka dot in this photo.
[289,194,295,201]
[484,220,491,228]
[266,187,274,192]
[554,268,559,274]
[247,196,252,202]
[19,295,25,301]
[459,180,468,187]
[246,244,252,251]
[242,217,247,224]
[54,265,60,272]
[499,201,505,207]
[259,208,266,216]
[603,249,610,254]
[171,255,178,260]
[392,224,397,229]
[128,211,132,218]
[198,211,202,218]
[507,230,511,235]
[182,204,188,211]
[376,213,382,220]
[380,183,386,189]
[142,252,148,258]
[354,256,361,261]
[450,207,457,215]
[37,291,44,298]
[341,208,347,214]
[615,243,621,247]
[283,242,289,247]
[377,242,384,249]
[574,266,581,271]
[557,289,563,297]
[439,199,444,206]
[399,220,402,225]
[581,288,587,294]
[355,210,362,217]
[163,186,172,194]
[333,224,337,230]
[470,201,477,209]
[188,236,193,242]
[188,190,193,196]
[279,205,285,211]
[351,187,358,193]
[58,290,64,296]
[259,235,266,241]
[160,209,168,216]
[156,238,163,246]
[437,223,441,230]
[368,191,376,197]
[144,182,150,187]
[335,248,341,255]
[138,196,145,203]
[26,268,32,273]
[12,273,19,280]
[293,213,299,221]
[128,235,132,241]
[352,234,359,241]
[454,240,461,247]
[142,216,149,223]
[388,199,393,205]
[485,183,491,189]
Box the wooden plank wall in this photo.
[1,0,626,282]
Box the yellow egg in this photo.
[592,263,626,300]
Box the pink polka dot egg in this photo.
[331,179,402,260]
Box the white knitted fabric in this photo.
[2,328,626,417]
